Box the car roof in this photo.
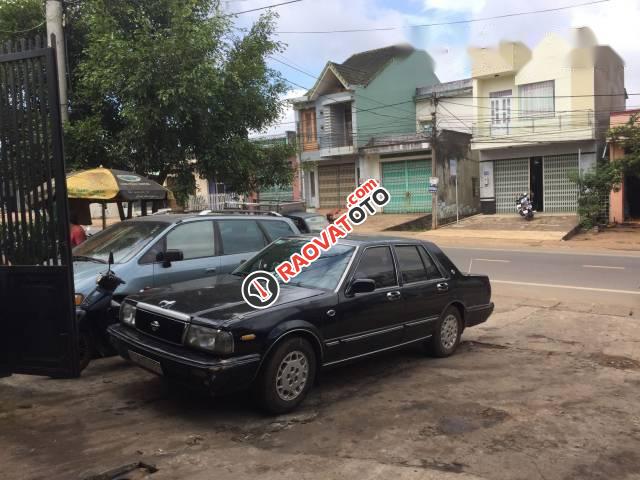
[283,233,433,247]
[122,213,293,224]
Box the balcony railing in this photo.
[472,111,595,143]
[319,129,353,149]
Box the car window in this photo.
[419,246,443,280]
[352,246,397,289]
[166,221,215,260]
[260,220,295,240]
[73,221,167,264]
[395,245,430,284]
[218,220,267,255]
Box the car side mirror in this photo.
[348,278,376,295]
[156,249,184,268]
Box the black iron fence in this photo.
[0,37,71,267]
[0,37,78,378]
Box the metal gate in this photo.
[381,159,431,213]
[494,158,529,213]
[318,164,355,209]
[543,154,579,213]
[0,37,78,378]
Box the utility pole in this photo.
[46,0,69,123]
[431,94,438,230]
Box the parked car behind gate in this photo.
[108,235,494,414]
[72,214,299,367]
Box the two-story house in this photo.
[469,28,625,215]
[292,44,439,211]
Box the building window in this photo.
[309,171,316,197]
[420,120,433,136]
[489,90,512,125]
[518,80,554,117]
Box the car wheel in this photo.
[255,336,316,415]
[78,331,93,373]
[426,307,462,358]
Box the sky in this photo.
[227,0,640,135]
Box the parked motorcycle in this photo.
[75,252,125,372]
[516,193,535,221]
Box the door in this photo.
[542,154,579,213]
[336,246,403,359]
[0,42,79,377]
[216,219,269,274]
[152,220,220,286]
[530,157,544,212]
[494,158,529,213]
[318,164,355,209]
[381,159,431,213]
[394,245,450,340]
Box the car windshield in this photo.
[73,221,168,264]
[234,238,355,291]
[304,215,329,233]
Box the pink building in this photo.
[609,110,640,223]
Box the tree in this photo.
[571,114,640,229]
[1,0,295,202]
[0,0,44,46]
[64,0,293,200]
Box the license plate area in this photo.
[129,350,163,376]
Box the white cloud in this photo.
[423,0,486,13]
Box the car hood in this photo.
[73,261,112,295]
[129,274,326,325]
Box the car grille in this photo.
[135,308,187,345]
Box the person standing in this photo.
[70,213,87,248]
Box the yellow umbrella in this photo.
[66,167,174,228]
[67,167,173,202]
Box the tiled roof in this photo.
[331,44,414,86]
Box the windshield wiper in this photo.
[73,255,107,264]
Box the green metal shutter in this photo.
[382,159,431,213]
[494,158,529,213]
[543,154,579,213]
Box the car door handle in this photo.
[437,282,449,292]
[205,267,217,273]
[386,291,401,301]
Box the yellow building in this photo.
[468,28,625,214]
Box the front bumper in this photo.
[465,302,494,328]
[108,324,261,395]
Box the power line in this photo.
[0,21,45,35]
[275,0,609,34]
[228,0,302,15]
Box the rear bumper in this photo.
[465,303,494,328]
[108,324,261,395]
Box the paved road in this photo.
[442,246,640,309]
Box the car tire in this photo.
[426,307,462,358]
[255,336,316,415]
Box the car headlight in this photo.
[185,325,234,355]
[120,302,137,327]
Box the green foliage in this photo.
[63,0,293,196]
[609,113,640,175]
[570,114,640,229]
[1,218,54,265]
[0,0,44,45]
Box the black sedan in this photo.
[108,235,493,413]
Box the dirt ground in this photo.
[2,293,640,480]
